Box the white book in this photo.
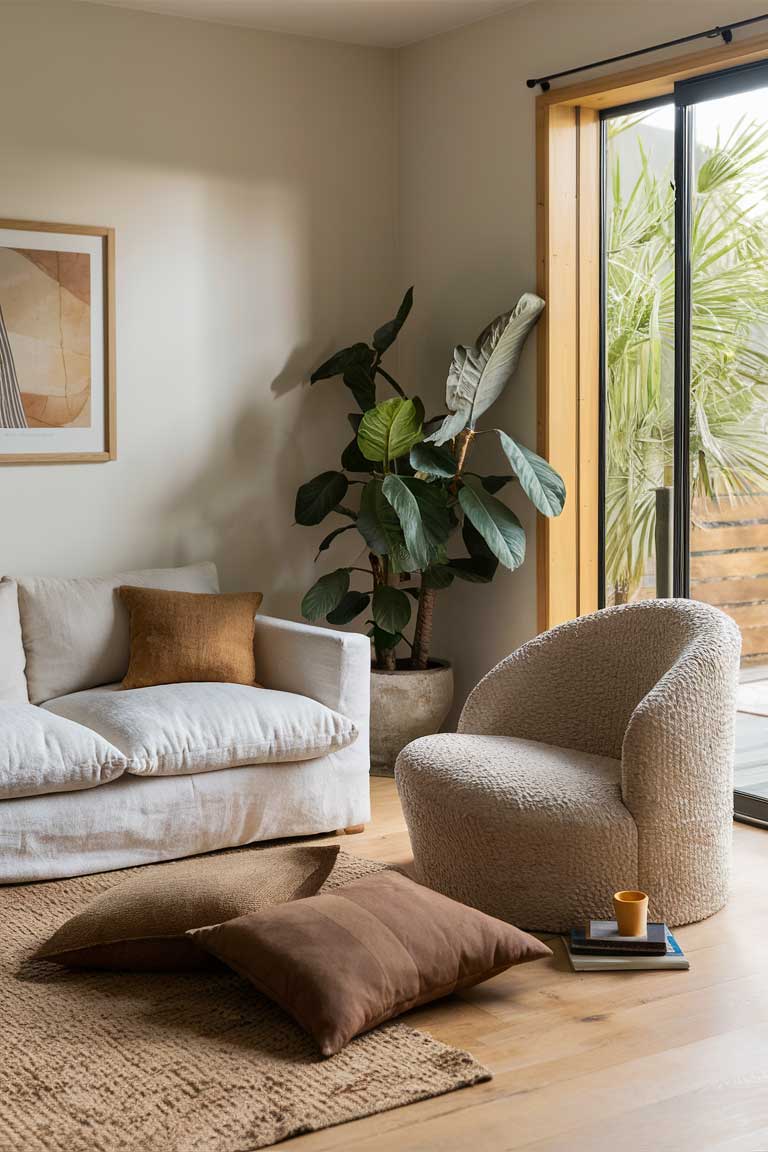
[565,927,689,972]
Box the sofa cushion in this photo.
[0,581,28,703]
[43,681,359,776]
[34,843,341,970]
[119,586,263,689]
[189,869,553,1056]
[12,562,219,704]
[0,704,126,800]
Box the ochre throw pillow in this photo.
[188,870,552,1055]
[34,844,340,971]
[118,586,263,689]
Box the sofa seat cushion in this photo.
[43,682,359,777]
[0,704,126,800]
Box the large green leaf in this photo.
[422,565,455,589]
[481,474,514,494]
[356,479,413,573]
[428,294,545,445]
[326,590,370,625]
[311,342,374,383]
[448,556,498,582]
[381,475,450,570]
[373,287,414,354]
[314,523,355,560]
[343,363,376,411]
[295,471,349,525]
[410,441,456,479]
[301,568,350,621]
[341,435,374,473]
[458,477,526,570]
[495,431,566,517]
[357,398,423,463]
[372,585,412,633]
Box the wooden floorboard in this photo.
[289,778,768,1151]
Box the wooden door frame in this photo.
[536,31,768,632]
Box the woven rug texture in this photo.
[0,846,490,1152]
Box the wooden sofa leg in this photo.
[343,824,365,835]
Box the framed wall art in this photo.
[0,219,115,464]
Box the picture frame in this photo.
[0,219,115,464]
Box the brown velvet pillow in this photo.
[188,870,552,1055]
[34,844,340,971]
[118,586,263,689]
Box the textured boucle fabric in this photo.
[396,600,741,931]
[1,848,490,1152]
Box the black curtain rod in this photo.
[526,12,768,91]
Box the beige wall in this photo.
[4,0,768,713]
[398,0,768,714]
[0,0,397,621]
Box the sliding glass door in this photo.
[601,61,768,823]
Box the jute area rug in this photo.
[1,848,490,1152]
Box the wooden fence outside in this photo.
[691,494,768,664]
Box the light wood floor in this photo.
[290,777,768,1152]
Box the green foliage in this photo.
[294,287,565,668]
[458,477,526,569]
[295,471,348,526]
[372,585,412,633]
[494,431,566,516]
[357,398,424,463]
[381,475,451,570]
[301,568,350,621]
[605,113,768,601]
[428,294,545,445]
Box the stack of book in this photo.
[564,919,689,971]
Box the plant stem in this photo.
[370,552,396,671]
[412,581,435,670]
[375,366,407,398]
[454,428,475,476]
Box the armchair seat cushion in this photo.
[396,733,638,933]
[43,682,358,777]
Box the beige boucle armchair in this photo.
[395,600,741,932]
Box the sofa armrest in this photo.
[253,616,370,730]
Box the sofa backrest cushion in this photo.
[0,581,28,703]
[12,562,219,704]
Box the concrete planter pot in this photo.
[369,659,454,777]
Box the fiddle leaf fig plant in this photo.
[295,287,565,672]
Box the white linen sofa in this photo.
[0,563,370,883]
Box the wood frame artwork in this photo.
[536,32,768,632]
[0,219,115,464]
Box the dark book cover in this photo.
[570,920,668,956]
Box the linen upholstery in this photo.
[0,581,27,703]
[396,600,741,930]
[13,561,219,704]
[0,754,365,883]
[35,843,340,970]
[43,681,359,776]
[118,586,263,689]
[0,704,126,800]
[189,869,551,1056]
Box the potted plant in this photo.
[294,288,565,774]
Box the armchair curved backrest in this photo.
[458,599,741,762]
[458,599,741,917]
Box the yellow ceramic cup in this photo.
[613,890,649,936]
